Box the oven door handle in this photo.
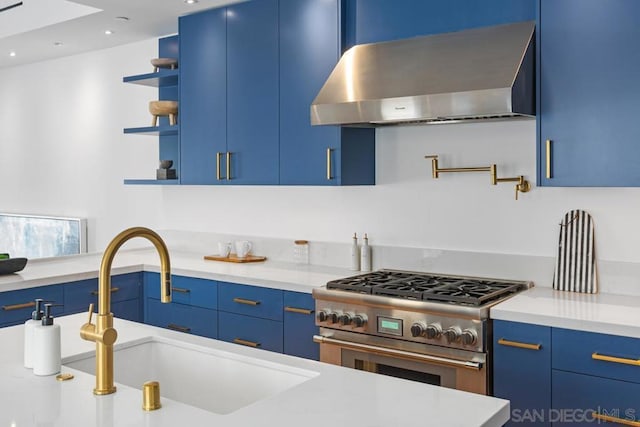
[313,335,483,371]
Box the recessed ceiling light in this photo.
[53,42,63,47]
[9,51,16,57]
[104,30,114,35]
[115,16,129,22]
[184,0,199,4]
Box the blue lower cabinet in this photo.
[144,272,217,310]
[283,291,318,360]
[0,285,64,327]
[146,298,218,339]
[493,320,551,426]
[218,311,283,353]
[112,299,142,323]
[552,370,640,427]
[218,282,283,321]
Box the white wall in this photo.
[3,39,640,263]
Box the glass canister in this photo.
[293,240,309,265]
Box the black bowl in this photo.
[0,258,28,275]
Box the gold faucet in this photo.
[80,227,172,395]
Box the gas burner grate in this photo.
[421,281,523,306]
[326,270,415,294]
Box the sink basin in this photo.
[64,337,318,414]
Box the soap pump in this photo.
[360,233,371,272]
[24,298,44,368]
[33,303,61,376]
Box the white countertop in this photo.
[491,286,640,338]
[0,249,356,294]
[0,314,509,427]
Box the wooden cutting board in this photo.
[204,254,267,263]
[552,209,598,293]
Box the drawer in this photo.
[144,273,217,310]
[553,328,640,384]
[218,311,283,353]
[218,282,283,321]
[0,285,64,326]
[64,273,141,314]
[146,298,218,339]
[552,370,640,427]
[283,291,318,360]
[112,299,141,323]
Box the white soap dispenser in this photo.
[33,304,61,376]
[350,233,360,271]
[24,298,44,369]
[360,233,371,272]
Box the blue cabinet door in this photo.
[64,273,142,320]
[279,0,375,186]
[538,0,640,186]
[146,298,218,339]
[493,320,551,426]
[283,291,318,360]
[226,0,279,184]
[218,311,283,353]
[179,8,227,185]
[0,285,64,327]
[552,370,640,427]
[144,273,217,311]
[352,0,536,45]
[218,282,283,321]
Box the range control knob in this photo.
[425,323,442,340]
[461,329,478,346]
[328,312,340,324]
[443,326,462,343]
[338,313,353,326]
[410,323,426,337]
[317,310,330,322]
[352,314,367,328]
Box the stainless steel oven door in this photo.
[314,330,488,395]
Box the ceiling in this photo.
[0,0,245,69]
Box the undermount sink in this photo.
[63,337,318,415]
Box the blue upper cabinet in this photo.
[538,0,640,186]
[352,0,536,45]
[279,0,375,186]
[226,0,279,185]
[179,8,227,185]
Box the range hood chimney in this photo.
[311,21,535,127]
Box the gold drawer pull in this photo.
[546,139,553,179]
[592,352,640,366]
[216,152,222,181]
[233,297,260,306]
[226,152,231,180]
[284,306,313,315]
[167,324,191,333]
[233,338,261,348]
[2,301,36,311]
[593,413,640,426]
[326,148,333,180]
[91,287,120,296]
[172,287,191,294]
[498,338,541,351]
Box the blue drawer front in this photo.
[0,285,64,326]
[552,370,640,427]
[64,273,141,314]
[112,299,141,323]
[146,298,217,339]
[218,282,283,321]
[218,311,283,353]
[493,320,552,426]
[144,273,217,310]
[552,328,640,385]
[283,291,318,360]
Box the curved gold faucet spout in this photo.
[80,227,172,396]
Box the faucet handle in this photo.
[80,303,98,342]
[87,303,95,324]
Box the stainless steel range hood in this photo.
[311,21,535,127]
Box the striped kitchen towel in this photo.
[553,209,598,293]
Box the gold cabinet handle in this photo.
[216,152,222,181]
[497,338,542,351]
[233,297,260,306]
[593,413,640,426]
[233,338,261,348]
[172,287,191,294]
[226,152,231,180]
[546,139,552,179]
[326,148,333,180]
[167,324,191,333]
[592,352,640,366]
[284,306,313,315]
[91,287,120,296]
[2,301,36,311]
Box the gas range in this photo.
[313,269,532,353]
